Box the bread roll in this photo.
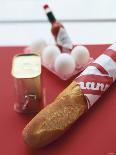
[22,81,87,148]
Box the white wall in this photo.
[0,0,116,20]
[0,0,116,45]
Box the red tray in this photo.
[0,45,116,155]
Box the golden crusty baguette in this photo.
[22,81,87,148]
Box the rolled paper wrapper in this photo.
[22,43,116,148]
[75,43,116,108]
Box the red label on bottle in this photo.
[56,27,73,49]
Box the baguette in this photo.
[23,43,116,148]
[22,81,87,148]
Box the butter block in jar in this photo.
[11,53,43,114]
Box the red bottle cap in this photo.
[43,4,49,9]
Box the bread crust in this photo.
[22,81,87,148]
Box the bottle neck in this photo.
[46,11,56,24]
[44,5,56,23]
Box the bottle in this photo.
[43,4,73,52]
